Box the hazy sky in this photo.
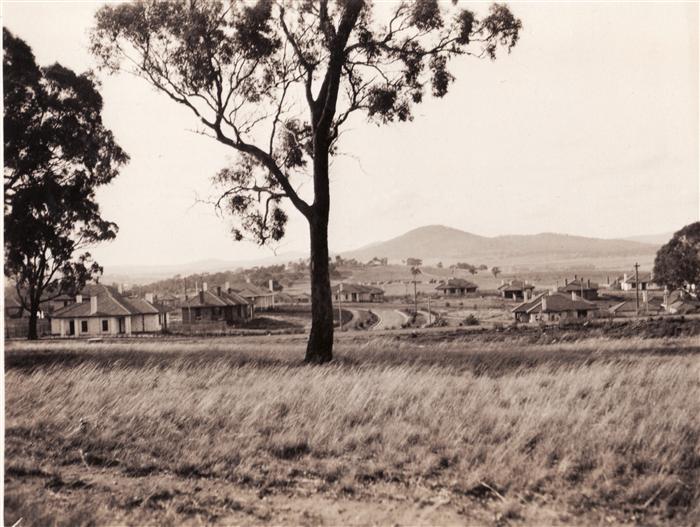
[3,1,699,268]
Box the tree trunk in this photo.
[305,214,334,363]
[27,307,39,340]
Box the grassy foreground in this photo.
[5,332,700,526]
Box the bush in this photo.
[463,314,479,326]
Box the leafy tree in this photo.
[653,222,700,291]
[3,29,128,339]
[91,0,521,362]
[406,257,424,267]
[410,265,422,314]
[491,266,501,278]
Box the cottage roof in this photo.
[498,279,535,292]
[620,271,653,284]
[182,289,250,308]
[513,292,598,314]
[435,278,478,291]
[559,279,599,292]
[332,283,384,294]
[609,297,664,314]
[228,283,274,298]
[52,285,159,318]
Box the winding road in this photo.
[371,308,409,330]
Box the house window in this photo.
[101,319,109,332]
[81,320,88,333]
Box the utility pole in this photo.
[413,278,418,316]
[428,296,432,325]
[338,283,343,331]
[634,262,640,315]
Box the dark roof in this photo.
[332,283,384,294]
[435,278,478,291]
[513,292,598,314]
[182,290,250,308]
[498,280,535,292]
[609,298,664,314]
[52,285,159,318]
[227,283,274,298]
[559,279,599,292]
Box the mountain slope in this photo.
[341,225,659,265]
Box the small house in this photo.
[558,277,599,300]
[497,279,535,301]
[181,286,252,323]
[617,271,657,291]
[50,284,161,336]
[435,278,478,297]
[227,281,276,311]
[662,289,700,315]
[332,283,385,303]
[512,291,598,323]
[609,292,665,317]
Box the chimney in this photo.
[75,294,83,304]
[565,278,568,286]
[571,291,577,301]
[269,279,274,292]
[145,292,154,303]
[118,283,124,294]
[217,286,222,297]
[587,279,591,289]
[245,276,251,284]
[623,273,628,283]
[202,282,208,292]
[574,274,577,281]
[541,295,547,312]
[225,281,230,293]
[199,290,205,303]
[90,295,98,315]
[500,279,505,286]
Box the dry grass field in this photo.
[5,328,700,526]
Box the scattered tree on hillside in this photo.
[3,29,128,339]
[491,266,501,279]
[437,261,443,268]
[406,257,423,267]
[91,0,521,362]
[653,222,700,292]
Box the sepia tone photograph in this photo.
[2,0,699,525]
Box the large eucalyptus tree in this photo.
[91,0,521,362]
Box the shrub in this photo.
[463,314,479,326]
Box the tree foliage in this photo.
[653,222,700,291]
[91,0,521,245]
[3,29,128,338]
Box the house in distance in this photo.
[498,279,535,301]
[181,284,252,324]
[512,291,598,323]
[332,283,385,303]
[435,278,478,297]
[558,276,599,300]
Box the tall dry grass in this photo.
[5,335,700,525]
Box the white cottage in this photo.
[50,284,161,337]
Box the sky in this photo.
[3,1,699,269]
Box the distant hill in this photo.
[340,225,660,268]
[622,232,673,246]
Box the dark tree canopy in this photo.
[90,0,521,361]
[3,28,128,339]
[653,222,700,291]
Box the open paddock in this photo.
[5,327,700,526]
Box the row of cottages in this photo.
[332,283,385,303]
[558,277,599,300]
[497,279,535,301]
[512,291,598,323]
[435,278,478,297]
[181,286,252,324]
[50,284,161,337]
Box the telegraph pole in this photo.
[634,262,640,315]
[338,283,343,331]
